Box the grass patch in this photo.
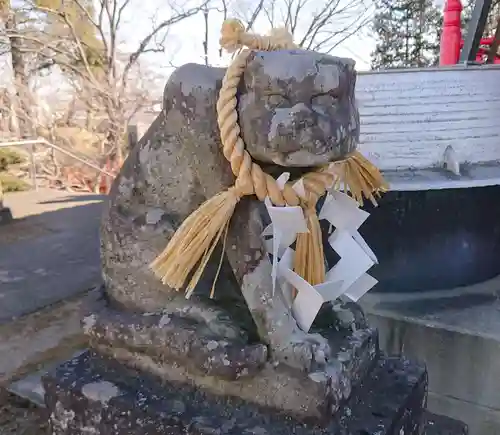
[0,148,24,171]
[0,173,30,192]
[0,149,29,193]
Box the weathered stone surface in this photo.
[43,350,427,434]
[84,306,267,381]
[82,304,378,421]
[100,51,361,377]
[239,50,359,167]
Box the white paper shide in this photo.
[262,175,379,333]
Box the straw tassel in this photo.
[150,186,243,297]
[293,204,326,296]
[334,151,388,207]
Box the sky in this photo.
[116,0,378,75]
[0,0,446,103]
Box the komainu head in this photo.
[238,49,359,167]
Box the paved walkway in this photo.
[0,189,105,324]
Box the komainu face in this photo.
[238,49,360,167]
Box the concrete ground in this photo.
[0,189,104,434]
[0,189,105,324]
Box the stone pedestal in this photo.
[44,348,427,435]
[42,296,434,435]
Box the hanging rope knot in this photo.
[219,19,296,53]
[150,18,388,299]
[219,19,246,52]
[268,28,295,49]
[228,180,252,200]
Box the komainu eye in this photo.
[265,94,288,107]
[311,94,338,106]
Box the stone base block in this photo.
[0,207,13,225]
[83,307,379,422]
[43,350,428,434]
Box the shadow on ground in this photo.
[39,194,107,205]
[0,197,105,325]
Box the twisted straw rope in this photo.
[216,19,338,209]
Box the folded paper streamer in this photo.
[278,248,345,332]
[263,173,309,294]
[264,188,379,332]
[326,230,377,299]
[319,191,370,231]
[319,190,378,301]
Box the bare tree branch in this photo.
[122,2,207,81]
[216,0,373,55]
[245,0,265,30]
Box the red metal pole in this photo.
[440,0,463,65]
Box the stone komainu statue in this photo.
[42,21,435,435]
[97,20,387,421]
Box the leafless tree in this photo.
[5,0,207,163]
[0,0,32,136]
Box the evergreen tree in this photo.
[370,0,442,69]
